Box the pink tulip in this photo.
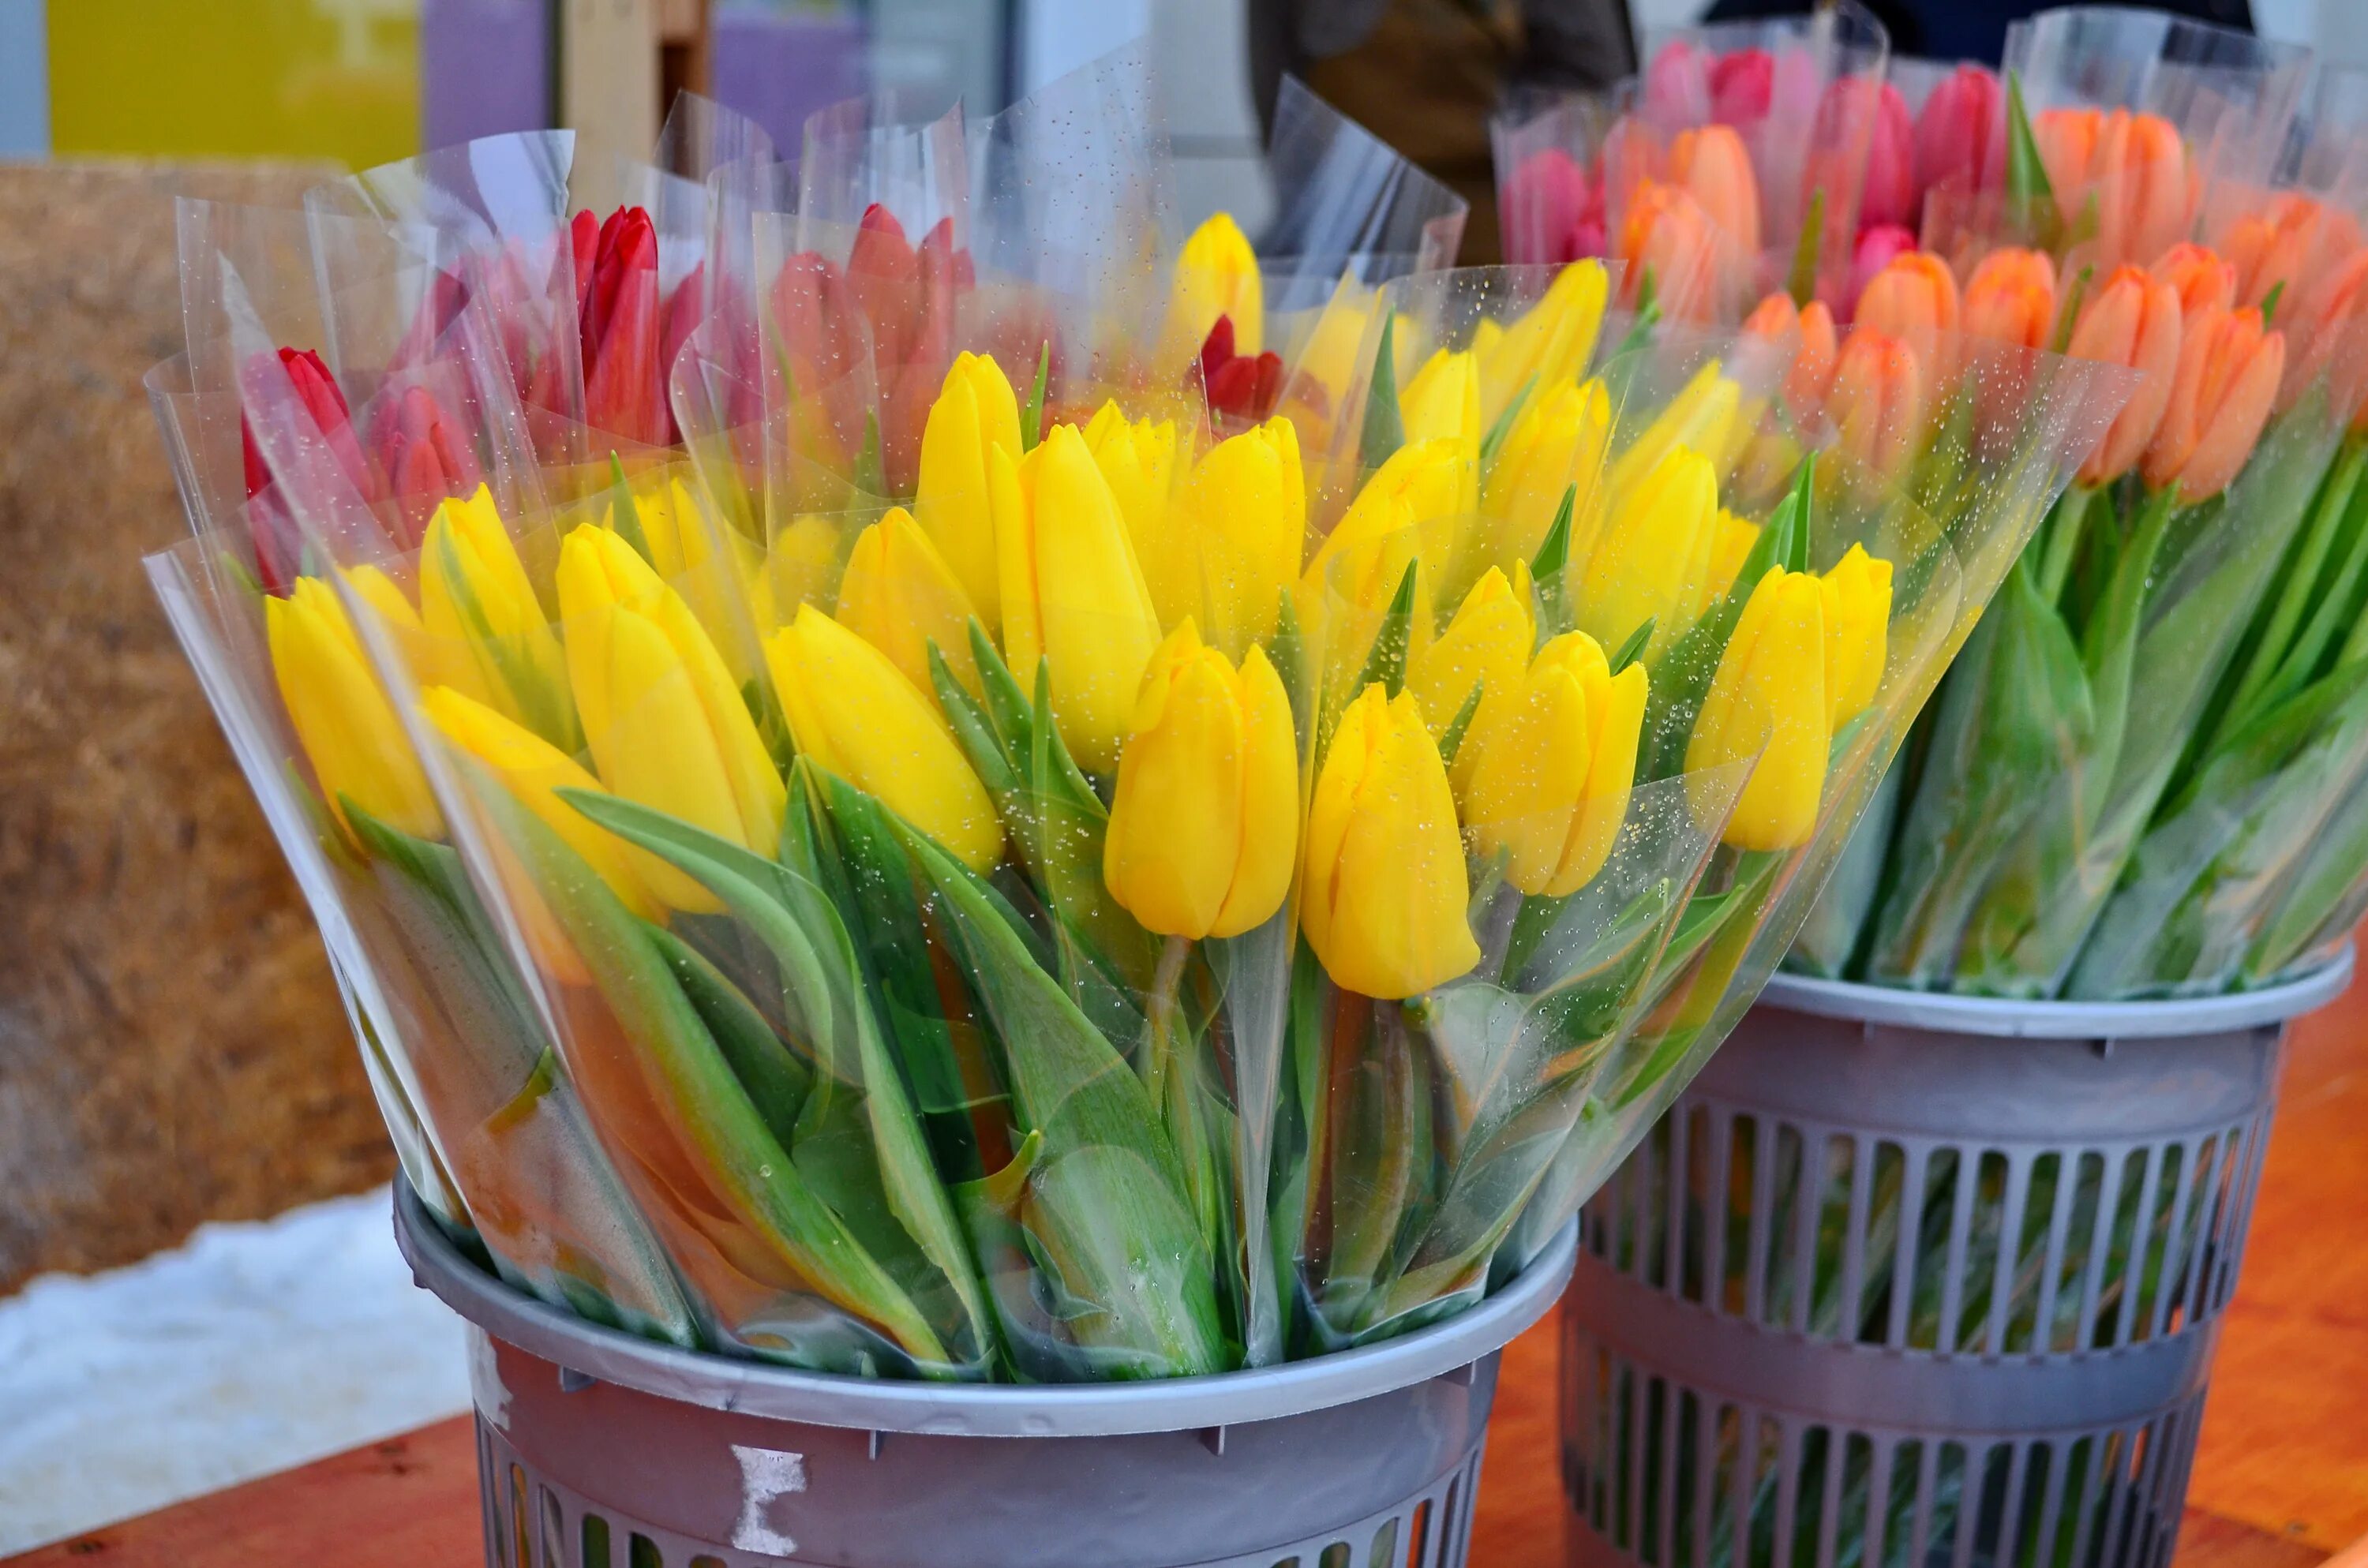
[1711,49,1776,126]
[1504,148,1595,265]
[1913,65,2007,214]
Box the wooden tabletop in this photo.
[13,993,2367,1568]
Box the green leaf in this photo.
[1479,374,1538,473]
[2005,71,2060,249]
[1350,559,1422,701]
[646,921,812,1150]
[606,452,655,565]
[2261,280,2286,329]
[558,788,995,1369]
[2052,264,2093,356]
[1360,314,1405,475]
[854,410,886,502]
[1024,339,1051,453]
[1437,679,1488,768]
[1613,279,1662,359]
[894,820,1229,1375]
[1606,616,1654,677]
[1788,185,1826,307]
[1531,484,1579,578]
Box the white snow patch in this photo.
[0,1187,472,1553]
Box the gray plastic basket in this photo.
[1559,955,2351,1568]
[394,1181,1576,1568]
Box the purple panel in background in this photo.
[710,7,869,156]
[422,0,551,148]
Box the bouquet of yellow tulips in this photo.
[152,55,2130,1379]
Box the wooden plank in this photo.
[5,1422,479,1567]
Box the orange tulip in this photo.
[2034,107,2190,270]
[1669,124,1763,259]
[1618,180,1722,322]
[2222,194,2361,312]
[1961,248,2057,350]
[2064,264,2183,486]
[1853,252,1960,381]
[2293,249,2368,421]
[2142,305,2284,503]
[2150,241,2236,322]
[1743,291,1840,418]
[1827,327,1926,484]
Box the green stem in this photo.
[2033,483,2094,608]
[1141,933,1192,1106]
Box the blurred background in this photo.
[2,0,2367,1551]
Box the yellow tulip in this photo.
[268,576,443,843]
[762,511,849,632]
[556,525,787,911]
[1461,631,1649,896]
[1401,346,1482,455]
[1478,260,1610,430]
[1102,622,1298,938]
[990,423,1166,774]
[1707,510,1760,604]
[1406,563,1535,769]
[1306,436,1474,612]
[419,684,654,921]
[1576,443,1721,661]
[1608,360,1742,500]
[915,350,1024,627]
[836,506,982,698]
[1685,567,1830,851]
[1082,400,1179,559]
[342,562,443,690]
[767,604,1003,874]
[1481,378,1613,567]
[1168,211,1263,357]
[418,484,578,751]
[607,473,768,674]
[1301,684,1480,998]
[1819,543,1893,725]
[1145,416,1306,658]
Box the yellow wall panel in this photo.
[48,0,421,168]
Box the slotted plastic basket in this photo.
[1559,955,2349,1568]
[395,1180,1576,1568]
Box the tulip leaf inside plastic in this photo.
[2003,72,2062,252]
[1358,313,1405,475]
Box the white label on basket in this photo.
[468,1327,512,1431]
[729,1445,807,1555]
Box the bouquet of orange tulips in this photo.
[151,55,2125,1379]
[1790,20,2368,1000]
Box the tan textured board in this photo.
[0,162,393,1294]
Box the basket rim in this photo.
[394,1180,1576,1438]
[1759,947,2353,1039]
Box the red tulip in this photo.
[766,249,867,473]
[576,205,669,447]
[846,204,969,493]
[1198,315,1287,428]
[238,347,375,595]
[1819,77,1915,233]
[1710,49,1776,126]
[369,384,483,548]
[1912,65,2006,215]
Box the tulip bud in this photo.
[577,205,669,447]
[1168,212,1264,359]
[1710,48,1774,126]
[2222,193,2329,312]
[369,384,482,548]
[1913,65,2006,209]
[1306,436,1477,629]
[1579,443,1721,661]
[768,604,1003,874]
[1619,180,1723,323]
[1102,623,1298,939]
[836,506,983,697]
[419,485,579,752]
[991,424,1167,774]
[1479,261,1609,436]
[1812,78,1914,233]
[914,350,1024,630]
[1853,251,1960,380]
[419,683,654,920]
[1848,226,1918,319]
[1083,400,1180,554]
[2065,265,2184,486]
[1961,248,2059,350]
[1685,566,1830,851]
[2034,108,2188,271]
[1669,124,1763,260]
[1301,684,1480,998]
[1609,360,1742,500]
[1149,417,1306,657]
[1819,543,1893,724]
[1407,564,1536,765]
[1742,293,1840,420]
[1461,631,1649,896]
[1502,148,1596,266]
[268,576,444,843]
[557,524,787,910]
[1401,346,1484,455]
[1827,327,1928,484]
[239,346,377,595]
[2151,241,2238,323]
[2142,305,2285,504]
[1482,378,1613,567]
[1707,509,1760,603]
